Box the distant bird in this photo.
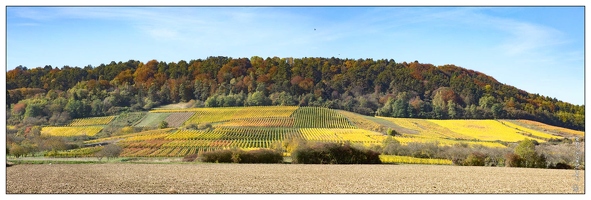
[314,28,316,31]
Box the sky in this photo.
[4,5,585,105]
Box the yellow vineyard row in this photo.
[69,116,116,126]
[41,126,104,137]
[379,155,453,165]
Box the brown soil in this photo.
[6,164,584,194]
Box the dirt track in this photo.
[6,164,584,194]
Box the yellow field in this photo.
[156,106,299,125]
[337,110,385,132]
[231,106,298,119]
[69,116,115,126]
[165,129,206,140]
[379,155,453,165]
[378,117,472,140]
[514,120,584,137]
[45,146,104,158]
[41,126,104,137]
[219,117,295,127]
[48,106,584,158]
[119,128,176,141]
[299,128,382,145]
[392,136,506,148]
[499,120,560,140]
[427,120,543,143]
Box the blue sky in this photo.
[5,6,585,105]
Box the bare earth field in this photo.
[6,164,584,194]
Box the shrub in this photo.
[159,121,169,129]
[387,128,399,136]
[239,149,283,163]
[198,123,213,130]
[381,136,402,155]
[514,139,548,168]
[463,151,487,166]
[292,142,382,164]
[504,152,523,167]
[200,149,233,163]
[199,149,283,163]
[9,144,27,158]
[551,162,573,169]
[184,123,199,130]
[95,144,123,161]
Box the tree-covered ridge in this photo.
[6,56,584,130]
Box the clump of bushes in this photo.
[199,148,283,163]
[463,151,487,166]
[291,142,382,164]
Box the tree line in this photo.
[6,56,584,130]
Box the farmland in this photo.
[8,105,578,170]
[134,113,171,127]
[41,126,104,137]
[38,105,585,161]
[6,164,584,194]
[68,116,116,126]
[509,119,585,137]
[6,104,586,194]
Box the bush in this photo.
[551,162,573,169]
[381,136,402,155]
[200,149,233,163]
[198,123,213,130]
[292,142,382,164]
[95,144,123,161]
[159,121,169,129]
[463,151,487,166]
[239,149,283,163]
[199,149,283,163]
[184,123,199,130]
[387,128,398,136]
[504,152,523,167]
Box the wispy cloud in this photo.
[13,22,40,26]
[493,19,565,56]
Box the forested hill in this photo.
[6,56,584,130]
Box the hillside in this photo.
[26,106,583,160]
[6,56,584,131]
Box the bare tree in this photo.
[95,144,123,161]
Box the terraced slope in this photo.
[45,106,583,158]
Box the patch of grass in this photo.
[7,159,102,164]
[135,113,171,128]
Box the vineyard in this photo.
[163,112,196,128]
[379,117,551,144]
[68,116,116,126]
[152,106,299,126]
[499,120,560,140]
[378,117,472,140]
[44,146,104,158]
[337,110,387,133]
[134,113,171,127]
[42,105,581,159]
[392,136,506,148]
[379,155,453,165]
[510,119,585,137]
[41,126,104,137]
[300,128,381,144]
[109,112,147,127]
[293,107,355,128]
[427,120,544,143]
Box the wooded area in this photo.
[6,56,584,130]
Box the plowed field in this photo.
[6,164,584,194]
